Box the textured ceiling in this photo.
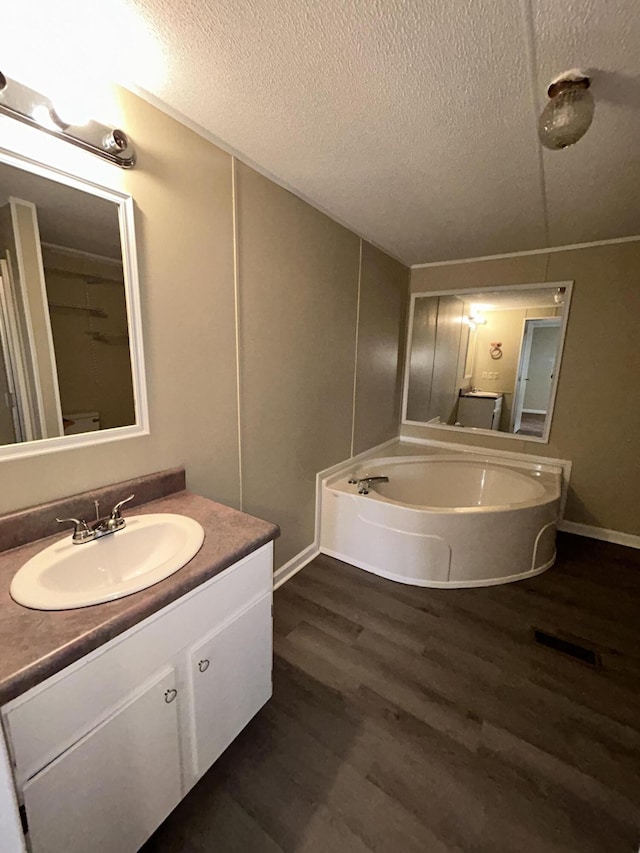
[5,1,640,265]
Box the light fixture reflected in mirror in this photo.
[538,69,595,151]
[465,306,488,330]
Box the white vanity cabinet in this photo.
[190,593,272,778]
[1,542,273,853]
[23,667,182,853]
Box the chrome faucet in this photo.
[347,475,389,495]
[57,494,135,544]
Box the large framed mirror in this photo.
[0,149,147,460]
[402,282,573,443]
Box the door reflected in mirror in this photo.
[0,152,147,457]
[402,283,572,443]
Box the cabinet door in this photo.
[23,667,182,853]
[191,593,272,779]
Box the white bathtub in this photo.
[320,454,562,588]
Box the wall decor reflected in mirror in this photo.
[0,150,147,459]
[402,282,573,443]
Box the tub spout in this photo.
[350,475,389,495]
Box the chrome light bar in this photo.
[0,71,136,168]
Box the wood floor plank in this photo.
[276,620,483,752]
[143,534,640,853]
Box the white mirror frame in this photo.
[401,281,573,444]
[0,147,148,460]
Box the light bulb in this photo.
[538,77,595,150]
[51,90,93,127]
[31,104,58,130]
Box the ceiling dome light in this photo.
[538,70,594,150]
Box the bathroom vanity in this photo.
[0,469,279,853]
[457,391,503,430]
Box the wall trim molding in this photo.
[559,520,640,551]
[231,157,244,511]
[273,543,320,590]
[350,239,363,458]
[410,235,640,270]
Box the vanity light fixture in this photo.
[0,71,136,168]
[538,69,595,151]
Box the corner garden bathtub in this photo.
[320,455,562,588]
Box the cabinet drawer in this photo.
[4,542,272,784]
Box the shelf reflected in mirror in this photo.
[402,282,573,443]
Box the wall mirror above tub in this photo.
[402,282,573,443]
[0,149,147,460]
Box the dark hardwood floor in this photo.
[142,534,640,852]
[516,412,547,437]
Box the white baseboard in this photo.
[273,543,320,590]
[559,520,640,550]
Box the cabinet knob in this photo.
[164,688,178,703]
[198,659,210,673]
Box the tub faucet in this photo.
[348,475,389,495]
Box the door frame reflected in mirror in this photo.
[0,146,148,461]
[401,281,573,444]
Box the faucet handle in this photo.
[110,493,135,521]
[56,517,93,543]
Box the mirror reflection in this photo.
[403,284,571,441]
[0,161,135,446]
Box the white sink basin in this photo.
[10,514,205,610]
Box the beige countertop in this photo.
[0,490,279,706]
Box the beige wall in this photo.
[0,87,409,571]
[406,243,640,535]
[352,242,408,455]
[1,89,240,514]
[236,163,358,567]
[236,164,408,567]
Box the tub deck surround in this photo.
[321,453,563,588]
[0,483,279,706]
